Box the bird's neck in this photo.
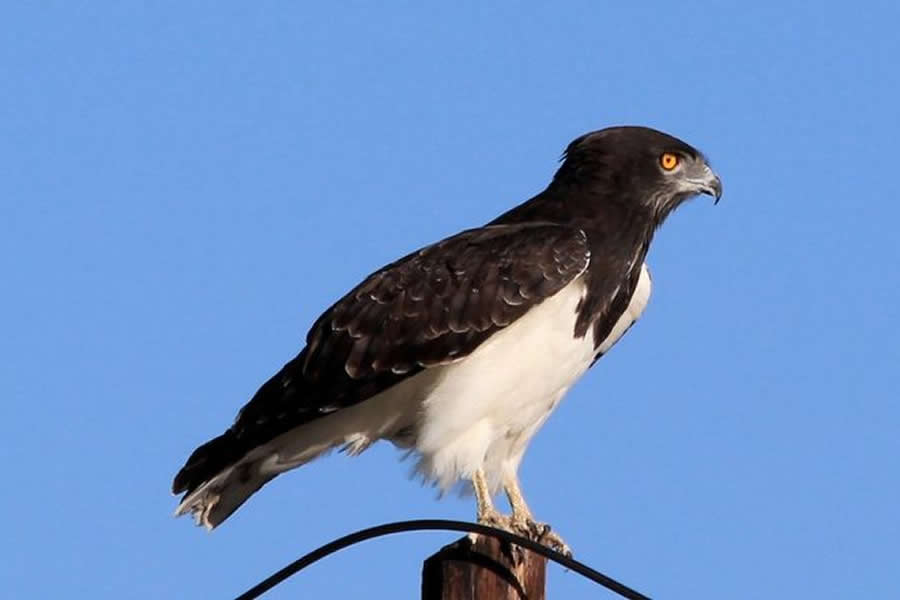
[490,183,659,251]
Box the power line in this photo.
[233,519,652,600]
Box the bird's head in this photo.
[555,126,722,223]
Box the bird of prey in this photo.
[172,126,722,554]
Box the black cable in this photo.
[233,518,651,600]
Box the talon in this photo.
[519,519,572,557]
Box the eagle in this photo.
[172,126,722,554]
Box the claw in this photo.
[503,515,573,557]
[523,518,572,557]
[473,470,573,557]
[536,527,572,557]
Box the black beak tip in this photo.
[711,177,723,205]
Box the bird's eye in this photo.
[660,152,679,171]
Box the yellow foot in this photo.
[475,510,573,558]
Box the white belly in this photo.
[413,263,652,492]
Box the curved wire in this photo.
[233,518,651,600]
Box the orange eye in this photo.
[660,152,679,170]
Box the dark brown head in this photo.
[554,126,722,223]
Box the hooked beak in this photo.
[698,165,723,204]
[677,162,723,205]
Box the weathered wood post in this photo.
[422,534,547,600]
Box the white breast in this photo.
[412,276,595,491]
[412,263,652,492]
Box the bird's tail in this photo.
[172,413,375,529]
[172,367,429,529]
[171,430,263,530]
[173,465,273,530]
[172,425,335,530]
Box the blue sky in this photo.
[2,2,898,598]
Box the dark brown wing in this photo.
[172,223,589,495]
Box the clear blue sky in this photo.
[3,3,898,598]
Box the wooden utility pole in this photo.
[422,534,547,600]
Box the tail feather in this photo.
[173,432,337,529]
[172,430,240,496]
[173,460,275,530]
[172,429,260,530]
[172,412,364,529]
[172,368,428,529]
